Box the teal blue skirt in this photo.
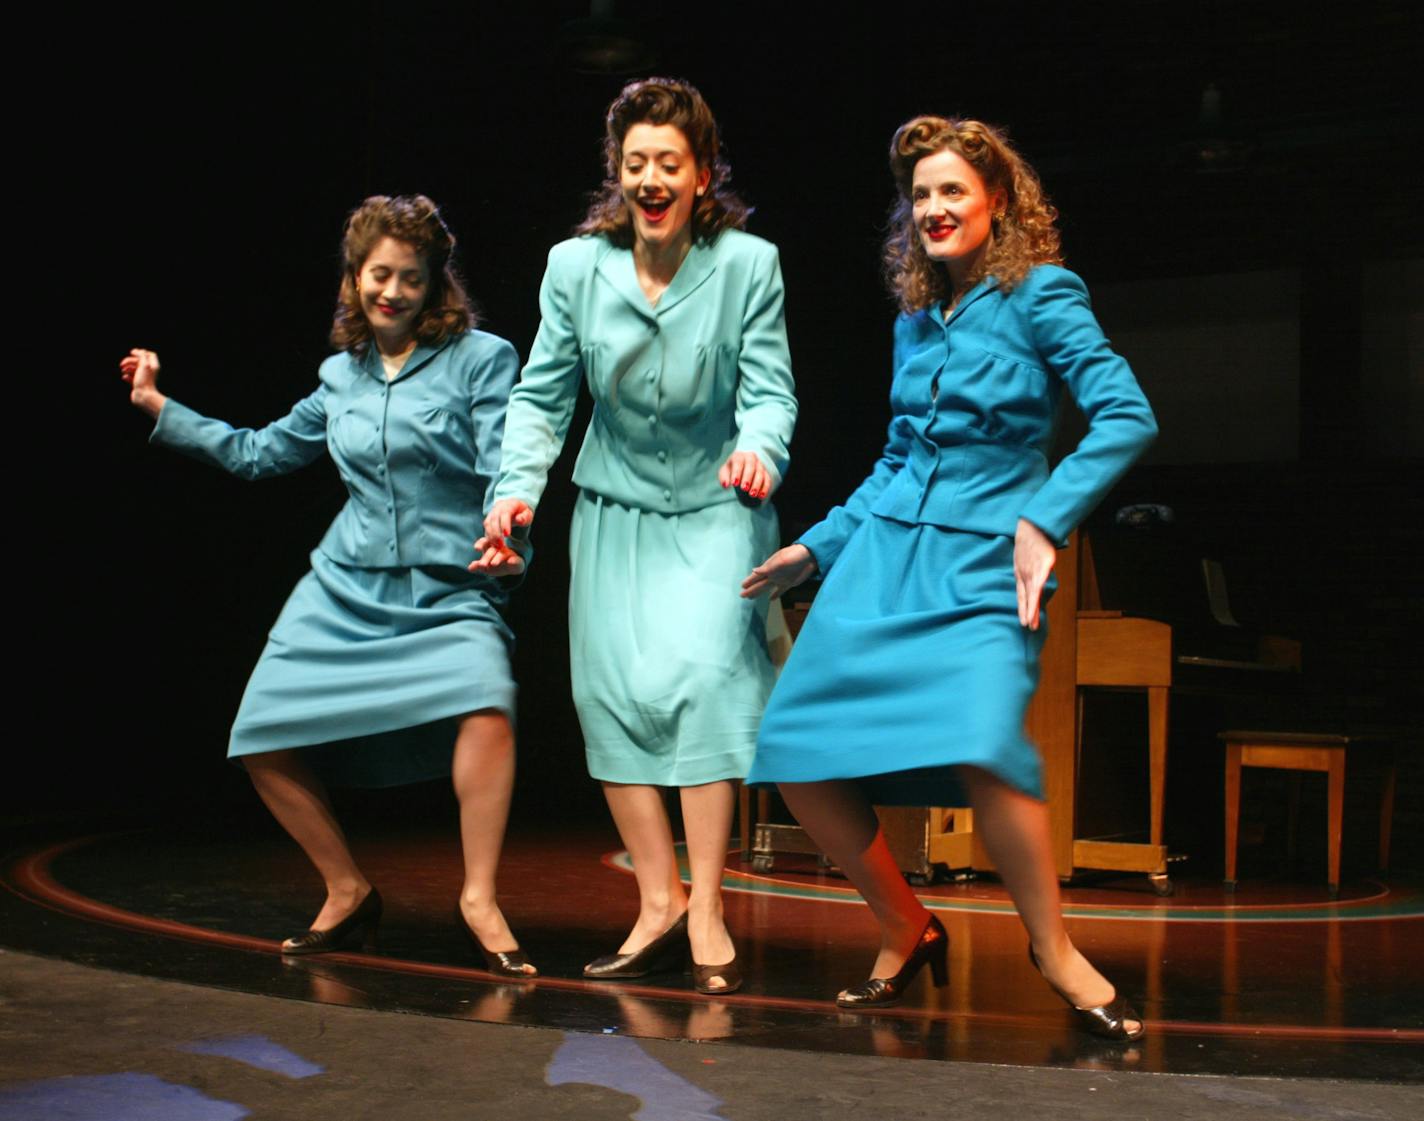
[747,515,1049,805]
[569,492,779,786]
[228,549,515,788]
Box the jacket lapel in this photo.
[594,243,658,323]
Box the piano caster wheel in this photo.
[1148,873,1174,897]
[751,855,773,874]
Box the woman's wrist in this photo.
[133,389,168,419]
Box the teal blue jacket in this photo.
[492,230,798,512]
[801,266,1157,571]
[151,330,520,568]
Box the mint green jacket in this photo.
[492,230,797,512]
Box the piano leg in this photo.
[1148,686,1172,895]
[1224,739,1242,891]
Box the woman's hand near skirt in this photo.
[718,450,770,500]
[471,498,535,576]
[742,543,817,599]
[1014,517,1056,631]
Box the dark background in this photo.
[27,3,1422,874]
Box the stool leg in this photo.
[1286,772,1302,867]
[1224,741,1242,890]
[1327,749,1345,897]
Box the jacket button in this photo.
[662,489,672,501]
[657,450,667,462]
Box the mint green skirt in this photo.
[569,491,779,786]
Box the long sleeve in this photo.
[1016,268,1158,544]
[150,390,329,480]
[797,326,912,573]
[732,244,798,490]
[491,248,585,509]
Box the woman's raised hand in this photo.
[718,450,770,501]
[119,348,168,419]
[741,543,817,600]
[1014,517,1057,631]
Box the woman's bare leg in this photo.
[678,780,737,982]
[779,780,931,978]
[602,782,688,952]
[244,749,370,931]
[451,710,527,963]
[960,766,1140,1031]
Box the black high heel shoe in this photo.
[692,953,742,995]
[281,887,382,955]
[584,913,689,979]
[457,906,538,978]
[1027,945,1146,1041]
[836,914,948,1009]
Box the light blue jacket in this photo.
[801,266,1157,571]
[151,331,520,568]
[492,230,798,512]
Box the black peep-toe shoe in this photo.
[281,887,383,956]
[584,913,689,979]
[836,914,948,1009]
[692,953,743,995]
[1028,945,1146,1041]
[457,906,538,978]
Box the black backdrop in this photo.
[30,3,1421,851]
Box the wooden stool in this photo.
[1222,730,1396,896]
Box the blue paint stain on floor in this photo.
[0,1072,248,1121]
[175,1034,324,1079]
[547,1032,725,1121]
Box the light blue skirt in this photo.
[747,514,1050,805]
[569,492,779,786]
[228,549,515,788]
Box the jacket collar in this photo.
[595,236,719,319]
[359,338,447,385]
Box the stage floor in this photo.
[2,820,1421,1084]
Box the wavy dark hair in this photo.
[884,116,1062,314]
[330,194,476,353]
[576,77,750,246]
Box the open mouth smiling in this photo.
[638,197,673,221]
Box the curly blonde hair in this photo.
[576,77,750,246]
[330,194,476,354]
[884,116,1062,314]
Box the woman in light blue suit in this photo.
[122,196,536,975]
[478,78,796,993]
[745,118,1155,1039]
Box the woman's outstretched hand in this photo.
[718,450,770,501]
[741,543,817,599]
[469,535,526,576]
[472,498,535,576]
[1014,517,1056,631]
[120,348,168,419]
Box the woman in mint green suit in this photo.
[122,196,537,976]
[479,79,796,993]
[744,118,1154,1038]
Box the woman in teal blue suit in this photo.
[122,196,536,975]
[744,118,1155,1038]
[478,78,797,993]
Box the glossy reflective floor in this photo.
[3,819,1421,1082]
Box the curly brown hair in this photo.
[884,116,1062,314]
[575,77,750,246]
[330,195,477,353]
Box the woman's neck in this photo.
[633,229,694,295]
